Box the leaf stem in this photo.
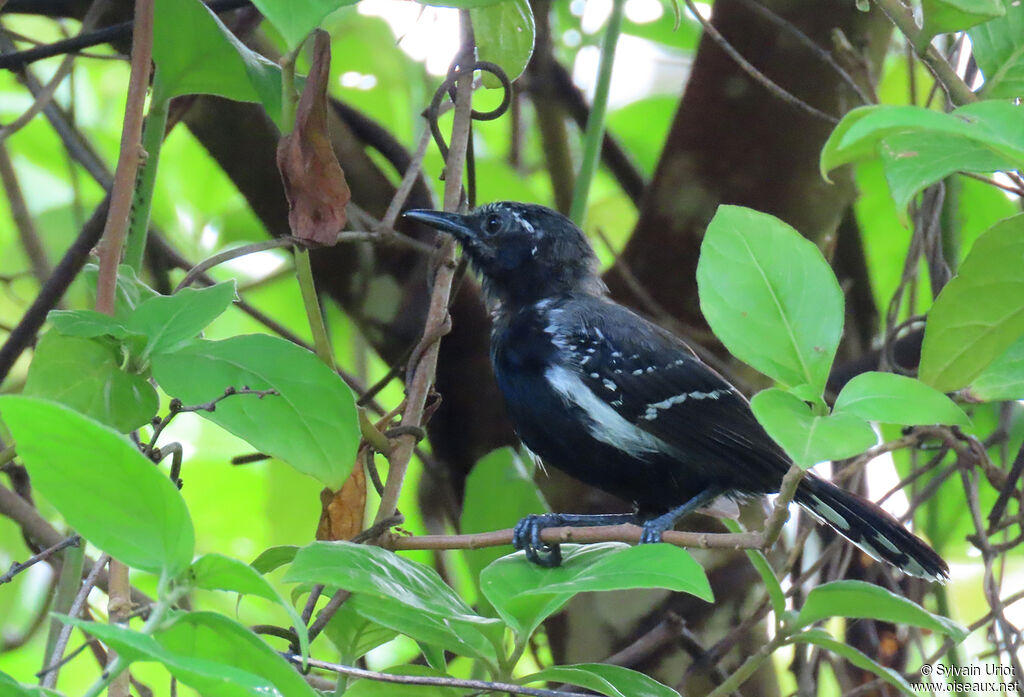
[123,74,170,273]
[705,633,785,697]
[568,0,625,224]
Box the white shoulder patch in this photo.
[545,365,666,456]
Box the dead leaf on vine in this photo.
[316,461,366,541]
[276,29,350,246]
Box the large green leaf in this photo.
[341,666,466,697]
[970,2,1024,98]
[751,388,876,467]
[922,0,1004,43]
[970,333,1024,400]
[249,0,359,48]
[0,396,194,576]
[23,332,158,433]
[821,102,1024,210]
[151,334,359,489]
[697,205,843,393]
[471,0,535,87]
[833,372,970,426]
[127,281,236,358]
[250,545,299,574]
[60,617,277,697]
[788,628,915,696]
[153,0,286,122]
[0,671,61,697]
[156,612,318,697]
[795,580,968,641]
[189,553,309,661]
[322,600,398,663]
[480,543,711,637]
[522,663,679,697]
[284,541,481,619]
[461,448,548,587]
[919,214,1024,391]
[47,309,133,339]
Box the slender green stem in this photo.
[295,248,337,370]
[723,518,786,621]
[705,634,785,697]
[568,0,625,224]
[123,73,169,273]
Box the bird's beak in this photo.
[403,209,474,241]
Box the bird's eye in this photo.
[484,214,502,235]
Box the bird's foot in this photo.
[639,515,673,545]
[513,513,565,567]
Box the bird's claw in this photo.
[639,520,667,545]
[513,514,564,567]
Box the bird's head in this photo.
[404,201,605,307]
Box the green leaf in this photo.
[795,580,968,641]
[461,448,548,586]
[751,388,877,467]
[922,0,1004,42]
[480,543,711,637]
[156,612,319,697]
[349,593,499,663]
[250,545,299,574]
[153,0,287,123]
[418,0,506,7]
[24,332,159,433]
[127,281,237,358]
[0,671,62,697]
[189,553,309,662]
[522,663,679,697]
[821,102,1024,198]
[919,214,1024,391]
[877,130,1017,213]
[81,264,159,321]
[833,372,970,426]
[970,2,1024,98]
[60,616,278,697]
[788,628,915,696]
[322,600,398,663]
[151,334,359,489]
[48,309,132,339]
[284,541,481,619]
[471,0,535,87]
[249,0,359,48]
[697,205,843,393]
[0,396,194,575]
[970,333,1024,400]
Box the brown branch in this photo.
[372,22,474,526]
[0,142,52,284]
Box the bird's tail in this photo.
[794,474,949,582]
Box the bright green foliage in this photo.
[523,663,681,697]
[248,0,359,48]
[154,0,288,122]
[750,388,877,467]
[795,580,969,641]
[323,602,399,664]
[970,334,1024,400]
[189,553,309,661]
[833,371,970,426]
[970,1,1024,98]
[23,332,158,432]
[788,629,915,695]
[919,214,1024,391]
[60,617,284,697]
[152,334,360,489]
[0,671,61,696]
[921,0,1004,44]
[697,205,843,394]
[821,101,1024,211]
[472,0,535,86]
[0,396,194,576]
[126,281,237,358]
[155,612,318,697]
[480,543,712,636]
[461,447,549,585]
[341,666,466,697]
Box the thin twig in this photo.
[285,655,593,697]
[0,142,52,284]
[0,534,80,585]
[380,127,431,229]
[41,554,109,689]
[681,0,838,123]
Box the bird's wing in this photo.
[553,298,790,490]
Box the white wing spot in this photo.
[602,379,617,391]
[641,390,726,421]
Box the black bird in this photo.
[404,202,948,581]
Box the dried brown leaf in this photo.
[316,461,366,541]
[276,29,350,246]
